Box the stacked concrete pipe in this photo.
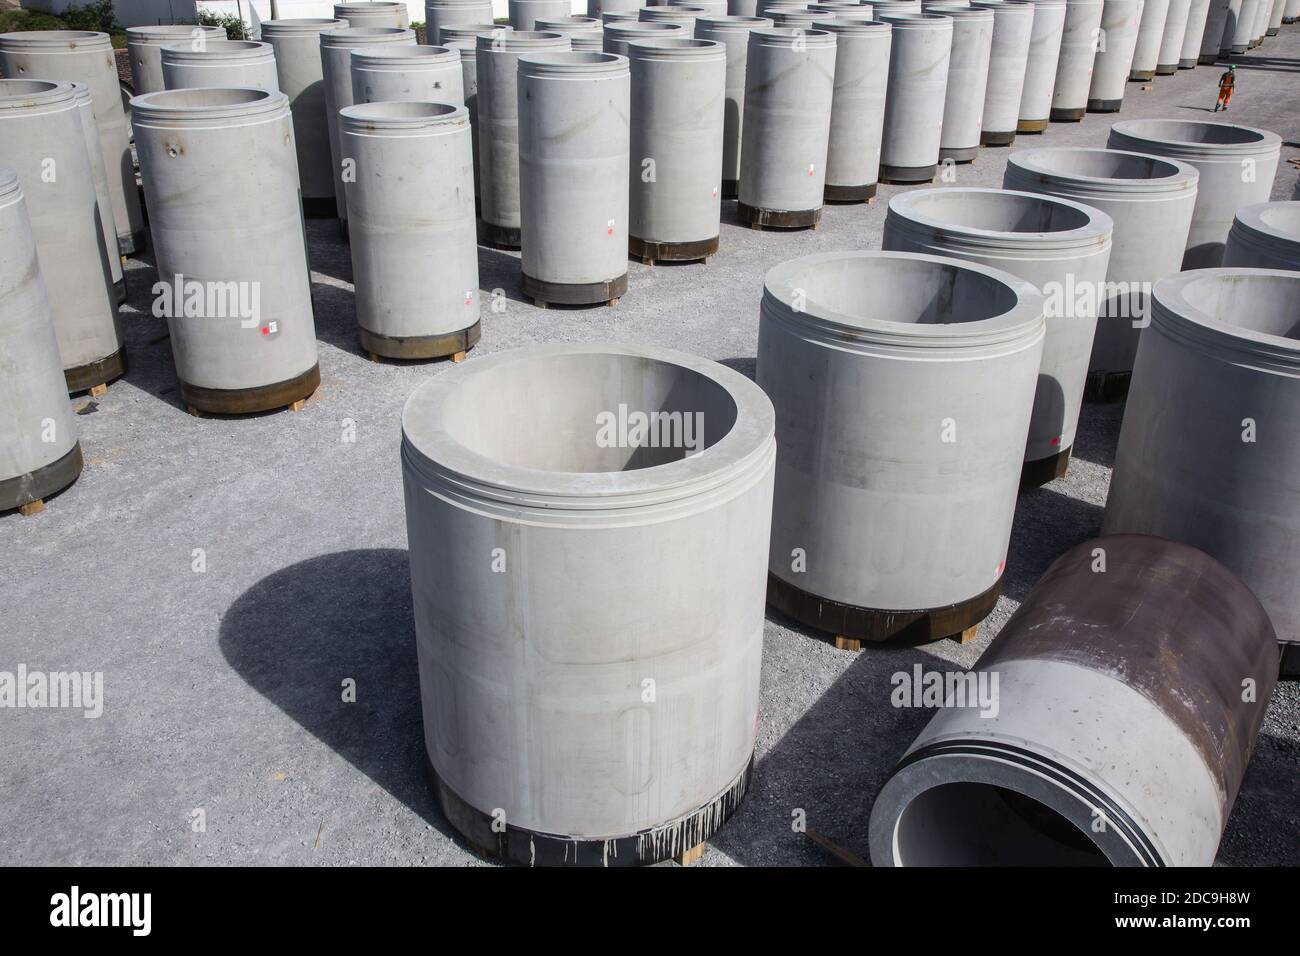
[1049,0,1103,120]
[0,80,122,394]
[0,168,82,516]
[161,40,281,92]
[1200,0,1231,59]
[1103,269,1300,674]
[869,534,1278,866]
[262,19,348,220]
[878,14,952,183]
[1017,0,1067,132]
[694,16,772,199]
[814,17,893,196]
[341,102,479,360]
[511,0,575,28]
[1128,0,1170,78]
[737,27,837,226]
[321,26,417,238]
[1108,118,1280,268]
[424,0,495,41]
[1222,0,1260,53]
[517,51,630,306]
[627,38,725,263]
[335,1,411,27]
[928,6,991,164]
[673,0,730,14]
[605,20,688,54]
[759,251,1044,643]
[1155,0,1191,70]
[71,82,124,305]
[0,31,146,256]
[1179,0,1213,66]
[1223,201,1300,270]
[970,1,1033,146]
[126,24,226,95]
[351,45,465,105]
[132,89,318,415]
[1087,0,1144,111]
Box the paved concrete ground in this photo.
[3,30,1298,866]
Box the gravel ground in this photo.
[3,31,1298,866]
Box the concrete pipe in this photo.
[601,9,645,22]
[71,82,124,305]
[592,0,645,14]
[969,2,1033,146]
[769,7,829,25]
[478,31,571,249]
[1086,0,1144,110]
[737,28,837,227]
[814,18,892,197]
[334,1,410,27]
[1108,118,1280,268]
[674,0,730,13]
[1267,0,1285,32]
[694,16,772,200]
[1155,0,1191,70]
[424,0,495,42]
[439,22,512,40]
[0,31,146,256]
[0,168,82,515]
[131,89,319,415]
[1103,270,1300,671]
[878,14,952,183]
[510,0,573,28]
[1049,0,1103,120]
[1016,0,1067,132]
[605,20,688,53]
[443,40,483,206]
[1222,0,1260,52]
[812,0,875,10]
[641,4,711,29]
[126,24,226,95]
[760,251,1043,642]
[351,45,465,106]
[321,26,417,237]
[341,102,479,360]
[402,341,775,865]
[1285,0,1298,23]
[1127,0,1170,77]
[161,40,281,92]
[262,19,348,220]
[1179,0,1213,66]
[869,533,1278,866]
[1249,0,1270,41]
[0,80,122,393]
[928,5,992,163]
[627,38,725,263]
[872,0,926,10]
[518,51,630,306]
[1223,202,1300,270]
[536,15,605,48]
[1200,0,1231,58]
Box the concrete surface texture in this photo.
[972,1,1034,142]
[933,6,993,159]
[334,0,410,28]
[1223,199,1300,267]
[0,25,1297,867]
[815,18,892,190]
[424,0,495,43]
[1088,0,1144,109]
[878,14,951,179]
[160,40,281,92]
[1018,0,1067,127]
[350,45,465,107]
[72,82,125,296]
[125,25,227,96]
[694,15,772,194]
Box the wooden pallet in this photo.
[88,383,107,398]
[834,624,977,652]
[675,843,705,867]
[18,499,44,517]
[367,350,466,364]
[187,395,309,417]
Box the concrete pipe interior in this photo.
[1175,272,1300,338]
[1020,148,1184,181]
[134,87,272,110]
[1118,119,1270,147]
[343,100,462,121]
[893,189,1095,234]
[1257,203,1300,235]
[356,45,458,59]
[0,78,60,97]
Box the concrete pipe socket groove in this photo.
[334,1,410,28]
[126,24,226,96]
[160,40,280,92]
[694,16,774,201]
[1154,0,1193,73]
[814,18,893,197]
[437,23,510,43]
[350,45,466,107]
[400,342,776,865]
[425,1,496,43]
[869,535,1279,866]
[758,251,1045,644]
[878,15,953,184]
[1223,201,1300,271]
[510,0,573,31]
[1085,0,1144,112]
[602,20,686,56]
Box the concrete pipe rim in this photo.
[640,6,710,19]
[0,30,111,50]
[969,0,1035,10]
[1007,146,1199,195]
[1151,268,1300,369]
[886,186,1115,254]
[601,10,641,22]
[0,78,76,115]
[476,29,570,50]
[751,26,839,45]
[535,16,603,30]
[923,5,993,18]
[129,86,288,123]
[771,11,830,26]
[518,49,629,74]
[695,15,776,29]
[813,16,893,31]
[128,24,227,42]
[350,45,462,66]
[335,1,405,10]
[626,36,727,58]
[604,22,689,39]
[439,24,511,39]
[160,40,275,62]
[877,12,955,27]
[1230,200,1300,252]
[1110,118,1283,157]
[339,99,468,133]
[320,27,417,46]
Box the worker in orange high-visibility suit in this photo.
[1214,65,1236,112]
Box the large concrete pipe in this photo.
[927,6,991,163]
[334,1,410,27]
[478,31,571,249]
[0,168,82,516]
[695,16,772,200]
[126,24,226,95]
[517,51,630,306]
[602,8,644,21]
[883,188,1111,484]
[592,0,645,14]
[341,102,479,360]
[970,1,1033,146]
[321,26,417,237]
[878,14,952,183]
[131,89,318,415]
[0,80,122,393]
[262,19,348,220]
[351,45,465,105]
[641,4,711,29]
[1155,0,1191,70]
[674,0,730,13]
[1103,270,1300,672]
[1267,0,1285,32]
[605,20,688,53]
[1017,0,1067,132]
[1086,0,1143,111]
[0,31,146,256]
[425,0,495,41]
[737,27,837,227]
[1250,0,1270,41]
[1223,201,1300,270]
[869,534,1278,866]
[769,7,828,25]
[439,22,512,41]
[627,38,725,263]
[402,341,775,865]
[536,14,606,46]
[161,40,281,92]
[815,17,892,197]
[1108,118,1280,268]
[759,251,1044,643]
[1222,0,1260,52]
[1049,0,1102,120]
[1004,147,1195,397]
[1200,0,1231,58]
[510,0,573,28]
[1284,0,1298,23]
[1127,0,1169,77]
[71,82,124,305]
[873,0,926,11]
[1179,0,1213,65]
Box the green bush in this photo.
[193,10,249,40]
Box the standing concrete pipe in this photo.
[71,82,124,305]
[518,51,630,306]
[883,188,1112,484]
[601,9,644,22]
[1267,0,1285,32]
[402,341,775,865]
[1004,147,1196,397]
[161,40,281,92]
[760,251,1044,642]
[1222,0,1260,52]
[263,19,348,219]
[627,38,725,263]
[738,28,837,227]
[642,4,711,29]
[605,20,688,53]
[341,102,479,360]
[970,1,1033,146]
[511,0,573,28]
[537,14,605,36]
[0,31,146,256]
[1017,0,1066,132]
[0,168,82,516]
[1049,0,1103,119]
[1285,0,1298,22]
[1103,270,1300,672]
[439,23,512,41]
[1108,118,1280,268]
[0,80,122,393]
[1223,201,1300,270]
[444,40,482,205]
[769,7,829,25]
[1128,0,1170,78]
[1179,0,1213,65]
[1200,0,1231,58]
[869,534,1278,866]
[591,0,644,13]
[351,45,465,105]
[126,24,226,95]
[815,18,892,197]
[334,1,410,27]
[132,89,318,415]
[927,6,991,163]
[674,0,730,13]
[424,0,495,41]
[1155,0,1192,70]
[695,16,771,200]
[321,26,417,238]
[1250,0,1271,41]
[1087,0,1144,110]
[478,31,571,249]
[879,14,952,182]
